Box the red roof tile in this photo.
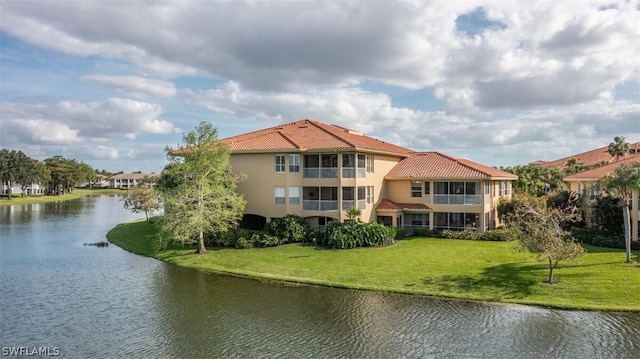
[564,157,640,181]
[376,199,431,211]
[219,119,413,156]
[535,141,640,169]
[385,152,517,179]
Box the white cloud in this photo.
[0,98,178,146]
[82,75,177,98]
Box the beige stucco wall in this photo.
[229,151,404,224]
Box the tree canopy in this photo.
[508,194,585,283]
[158,122,246,254]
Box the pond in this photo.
[1,195,639,358]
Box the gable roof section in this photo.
[219,119,413,156]
[386,152,517,180]
[535,141,640,169]
[376,199,431,211]
[564,156,640,181]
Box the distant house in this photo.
[109,173,160,189]
[533,140,640,169]
[1,182,45,196]
[564,156,640,242]
[218,119,516,232]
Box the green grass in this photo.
[107,221,640,312]
[0,188,124,207]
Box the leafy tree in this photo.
[503,165,565,196]
[0,149,21,199]
[44,156,81,194]
[19,158,50,196]
[564,158,589,175]
[158,122,246,254]
[510,195,585,283]
[122,185,162,221]
[608,136,630,162]
[601,162,640,263]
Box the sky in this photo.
[0,0,638,174]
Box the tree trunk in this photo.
[197,230,208,254]
[7,180,12,200]
[547,257,554,283]
[623,205,631,263]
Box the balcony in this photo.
[303,200,338,211]
[303,167,338,178]
[433,194,482,205]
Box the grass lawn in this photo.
[107,220,640,312]
[0,188,124,207]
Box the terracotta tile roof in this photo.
[219,119,413,156]
[376,199,431,211]
[564,157,640,181]
[535,141,640,169]
[385,152,517,180]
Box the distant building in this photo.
[1,182,45,196]
[109,173,160,189]
[533,139,640,242]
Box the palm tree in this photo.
[608,136,630,162]
[346,206,362,223]
[602,162,640,263]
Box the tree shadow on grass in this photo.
[422,263,542,300]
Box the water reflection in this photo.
[1,196,639,358]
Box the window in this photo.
[424,182,430,203]
[357,186,366,209]
[275,154,285,173]
[357,154,366,178]
[289,186,300,205]
[342,187,355,200]
[366,155,374,173]
[366,186,374,204]
[274,186,285,204]
[411,181,422,198]
[411,214,422,226]
[289,154,300,172]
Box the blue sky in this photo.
[1,0,638,173]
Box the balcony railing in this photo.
[303,167,338,178]
[433,194,482,205]
[303,200,338,211]
[342,168,356,178]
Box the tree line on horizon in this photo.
[0,149,124,199]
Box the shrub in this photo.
[313,222,395,249]
[394,227,406,240]
[481,227,519,242]
[264,215,310,244]
[571,227,622,248]
[413,228,443,238]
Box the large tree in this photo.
[0,149,43,199]
[602,162,640,263]
[608,136,630,162]
[511,195,585,283]
[159,122,246,254]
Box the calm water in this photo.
[1,195,639,358]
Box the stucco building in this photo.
[220,119,516,231]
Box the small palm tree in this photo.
[346,206,362,223]
[608,136,630,162]
[602,162,640,263]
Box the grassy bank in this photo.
[108,220,640,312]
[0,188,124,207]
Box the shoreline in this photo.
[0,188,124,207]
[107,220,640,313]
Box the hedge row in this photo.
[412,227,519,242]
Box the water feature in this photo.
[1,195,639,358]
